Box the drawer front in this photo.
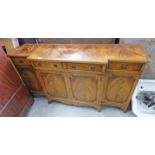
[32,61,62,70]
[108,62,143,72]
[12,57,30,66]
[67,63,102,72]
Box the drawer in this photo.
[32,61,62,70]
[108,62,143,72]
[12,57,30,66]
[67,63,102,72]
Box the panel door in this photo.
[69,72,101,106]
[18,67,43,93]
[36,71,68,100]
[103,71,139,105]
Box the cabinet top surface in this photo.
[8,44,36,57]
[9,44,149,64]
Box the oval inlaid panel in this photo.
[106,75,135,103]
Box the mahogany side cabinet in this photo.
[0,47,33,116]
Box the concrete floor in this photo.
[26,97,135,117]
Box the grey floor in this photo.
[26,97,135,117]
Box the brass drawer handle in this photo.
[90,66,96,71]
[54,64,58,68]
[71,65,76,69]
[120,64,128,70]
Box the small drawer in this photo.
[32,61,62,70]
[12,57,30,66]
[67,63,102,72]
[108,62,143,72]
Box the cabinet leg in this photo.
[30,98,34,106]
[96,105,101,112]
[121,105,129,112]
[48,100,51,104]
[47,98,53,104]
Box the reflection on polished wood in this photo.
[8,44,149,111]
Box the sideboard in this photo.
[8,44,149,111]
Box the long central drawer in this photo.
[31,61,104,72]
[66,63,103,72]
[32,61,63,70]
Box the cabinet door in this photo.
[36,71,68,100]
[103,71,139,108]
[18,68,42,94]
[69,72,101,107]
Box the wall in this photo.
[0,38,14,52]
[37,38,116,44]
[18,38,117,45]
[18,38,36,45]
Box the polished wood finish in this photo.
[17,66,43,95]
[38,70,68,99]
[69,71,101,109]
[8,44,44,96]
[0,47,33,117]
[32,61,63,70]
[66,63,102,72]
[108,62,143,72]
[102,71,140,111]
[12,57,31,66]
[8,44,149,111]
[28,44,148,63]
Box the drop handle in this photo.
[54,64,58,68]
[38,63,42,67]
[71,65,76,69]
[120,64,128,70]
[90,66,96,71]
